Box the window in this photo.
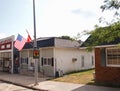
[106,48,120,67]
[91,56,94,66]
[42,57,54,66]
[43,58,47,65]
[81,56,84,67]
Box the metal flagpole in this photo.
[33,0,38,85]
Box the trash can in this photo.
[55,71,59,78]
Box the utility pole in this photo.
[33,0,38,85]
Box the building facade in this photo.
[95,46,120,85]
[19,37,94,77]
[0,36,94,77]
[0,35,15,73]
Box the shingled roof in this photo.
[23,37,80,49]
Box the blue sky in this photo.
[0,0,112,41]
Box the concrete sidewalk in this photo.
[32,81,120,91]
[0,72,120,91]
[0,72,48,86]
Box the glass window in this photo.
[106,48,120,67]
[43,57,53,66]
[43,58,47,65]
[48,58,52,65]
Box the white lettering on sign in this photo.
[0,35,14,50]
[6,44,11,48]
[1,45,5,49]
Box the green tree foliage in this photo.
[59,35,74,40]
[101,0,120,11]
[85,22,120,47]
[59,35,83,44]
[84,0,120,50]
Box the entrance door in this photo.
[0,59,3,71]
[3,58,10,72]
[0,52,12,73]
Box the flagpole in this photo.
[33,0,38,85]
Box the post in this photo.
[33,0,38,85]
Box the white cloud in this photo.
[35,0,104,41]
[0,0,106,41]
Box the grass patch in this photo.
[52,69,95,84]
[51,69,120,88]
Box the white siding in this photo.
[55,48,94,75]
[20,47,95,77]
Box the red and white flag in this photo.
[14,34,27,51]
[26,30,32,42]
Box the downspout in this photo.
[53,47,56,77]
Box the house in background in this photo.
[20,37,94,77]
[81,36,120,85]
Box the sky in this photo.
[0,0,113,41]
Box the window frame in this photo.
[43,57,53,66]
[106,47,120,67]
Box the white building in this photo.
[20,37,94,77]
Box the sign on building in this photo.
[33,49,39,59]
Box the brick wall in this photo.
[95,48,120,84]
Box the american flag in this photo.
[14,34,27,51]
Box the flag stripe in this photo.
[14,34,26,51]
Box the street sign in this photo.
[33,49,39,59]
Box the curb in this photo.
[0,79,48,91]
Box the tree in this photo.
[59,34,83,44]
[100,0,120,23]
[84,21,120,50]
[101,0,120,11]
[84,0,120,50]
[59,35,74,40]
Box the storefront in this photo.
[0,35,14,73]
